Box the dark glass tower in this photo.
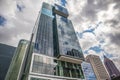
[6,2,85,80]
[104,55,120,79]
[0,43,16,80]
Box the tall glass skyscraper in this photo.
[30,2,84,80]
[6,2,85,80]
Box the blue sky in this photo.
[60,0,67,6]
[0,15,6,26]
[0,0,120,70]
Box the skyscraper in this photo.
[6,2,85,80]
[29,2,84,80]
[0,43,16,80]
[86,55,110,80]
[104,55,120,79]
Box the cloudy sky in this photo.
[0,0,120,70]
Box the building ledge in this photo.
[58,55,83,64]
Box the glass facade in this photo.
[32,54,55,75]
[54,60,84,78]
[34,12,54,56]
[81,62,96,80]
[5,40,29,80]
[31,54,84,79]
[41,3,53,18]
[6,2,85,80]
[54,14,84,60]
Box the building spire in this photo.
[103,53,107,59]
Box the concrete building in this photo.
[86,55,110,80]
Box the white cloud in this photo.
[78,33,99,50]
[112,57,120,71]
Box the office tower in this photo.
[6,2,85,80]
[5,39,30,80]
[104,55,120,79]
[0,43,16,80]
[29,2,84,80]
[81,62,96,80]
[86,55,110,80]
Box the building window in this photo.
[54,60,84,78]
[32,54,54,75]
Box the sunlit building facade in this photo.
[86,55,110,80]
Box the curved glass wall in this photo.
[5,40,29,80]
